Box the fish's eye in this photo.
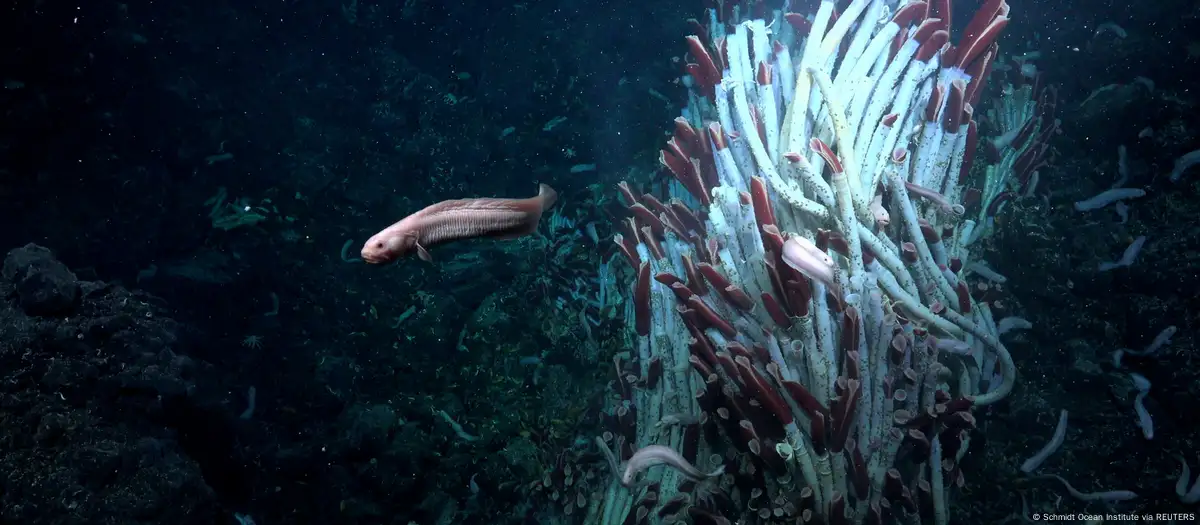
[376,242,384,248]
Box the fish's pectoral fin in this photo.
[416,242,433,262]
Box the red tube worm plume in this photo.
[678,254,705,295]
[613,354,632,400]
[669,282,696,303]
[846,438,870,499]
[704,237,720,264]
[697,262,755,311]
[809,138,843,174]
[738,419,762,455]
[671,120,719,192]
[916,28,949,62]
[659,138,711,206]
[783,12,811,36]
[796,486,816,515]
[823,230,851,258]
[706,121,727,154]
[724,341,754,361]
[617,404,637,442]
[760,291,792,328]
[634,261,651,337]
[778,376,828,422]
[960,186,979,215]
[620,438,636,462]
[620,216,638,240]
[632,494,655,523]
[654,271,683,288]
[924,83,945,123]
[956,0,1009,69]
[942,411,977,431]
[829,377,861,453]
[688,354,715,379]
[616,181,640,206]
[889,332,909,367]
[749,106,768,148]
[761,254,789,308]
[916,480,934,521]
[784,276,812,317]
[644,198,688,240]
[751,340,776,365]
[1008,116,1039,152]
[846,350,862,383]
[868,500,892,525]
[970,281,1001,305]
[940,224,956,243]
[840,307,861,363]
[749,176,775,230]
[985,191,1013,218]
[684,319,719,365]
[685,35,721,99]
[934,389,951,404]
[714,351,739,379]
[673,117,700,151]
[658,493,692,520]
[954,280,972,313]
[664,277,696,305]
[948,257,963,274]
[964,45,996,107]
[760,439,791,475]
[645,356,662,389]
[804,410,828,456]
[830,492,849,525]
[938,428,964,460]
[928,300,945,315]
[943,79,966,131]
[918,220,940,245]
[686,296,737,337]
[891,1,928,28]
[760,223,785,252]
[638,226,665,260]
[734,356,795,428]
[716,402,753,451]
[669,199,705,234]
[911,16,943,45]
[628,203,664,238]
[948,457,967,489]
[904,429,933,463]
[611,234,640,270]
[884,468,917,514]
[756,62,772,87]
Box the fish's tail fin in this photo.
[537,183,558,210]
[494,183,558,239]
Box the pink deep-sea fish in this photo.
[362,183,557,263]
